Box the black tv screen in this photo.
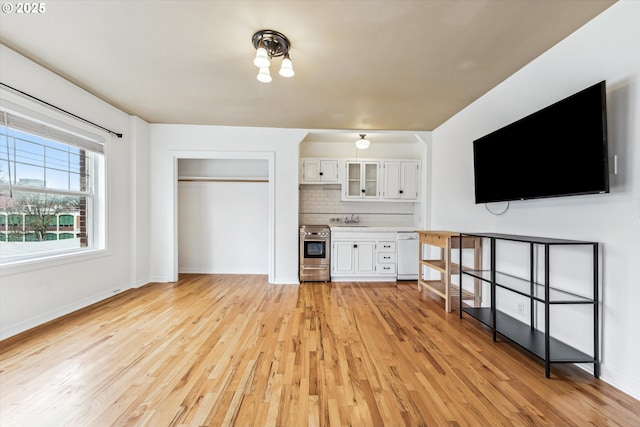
[473,81,609,204]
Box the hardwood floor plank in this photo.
[1,275,639,426]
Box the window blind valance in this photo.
[1,99,105,154]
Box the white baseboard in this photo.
[599,364,640,401]
[272,277,300,285]
[0,284,128,341]
[331,276,396,282]
[148,275,175,283]
[178,267,268,274]
[132,278,149,288]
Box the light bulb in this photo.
[253,47,270,68]
[257,66,272,83]
[279,56,295,78]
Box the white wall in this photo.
[178,158,269,178]
[149,124,305,284]
[130,115,150,288]
[428,1,640,398]
[0,45,150,339]
[177,158,269,274]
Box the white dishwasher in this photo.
[396,232,419,280]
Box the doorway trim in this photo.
[170,150,275,283]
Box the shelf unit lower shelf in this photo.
[419,278,476,301]
[462,308,595,364]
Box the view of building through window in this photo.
[0,119,100,261]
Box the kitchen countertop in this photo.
[329,226,417,232]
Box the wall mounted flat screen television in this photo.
[473,81,609,204]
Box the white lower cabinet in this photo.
[331,232,397,282]
[332,241,375,275]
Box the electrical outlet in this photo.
[517,303,525,316]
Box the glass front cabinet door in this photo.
[345,161,380,199]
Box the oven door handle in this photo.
[301,266,328,270]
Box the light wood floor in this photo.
[1,274,639,426]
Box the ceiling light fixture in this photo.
[355,134,370,149]
[252,29,295,82]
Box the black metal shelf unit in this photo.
[459,233,600,378]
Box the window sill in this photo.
[0,247,109,277]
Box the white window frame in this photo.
[0,95,107,270]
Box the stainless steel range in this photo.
[299,225,331,282]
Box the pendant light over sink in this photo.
[252,29,295,83]
[355,134,370,149]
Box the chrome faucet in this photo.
[344,214,359,224]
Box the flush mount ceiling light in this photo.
[355,134,370,150]
[252,29,295,83]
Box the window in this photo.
[0,101,105,263]
[58,214,74,228]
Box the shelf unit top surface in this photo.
[460,233,597,245]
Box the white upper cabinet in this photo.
[344,161,380,199]
[300,157,421,202]
[300,159,340,183]
[382,161,420,200]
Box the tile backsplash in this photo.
[299,184,416,226]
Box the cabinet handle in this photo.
[361,189,365,193]
[399,190,403,194]
[353,244,358,248]
[319,172,323,176]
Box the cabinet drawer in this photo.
[421,232,454,248]
[378,263,397,275]
[378,241,396,252]
[378,252,397,263]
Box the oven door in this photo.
[300,239,329,265]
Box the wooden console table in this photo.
[415,230,482,312]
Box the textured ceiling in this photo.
[0,0,616,132]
